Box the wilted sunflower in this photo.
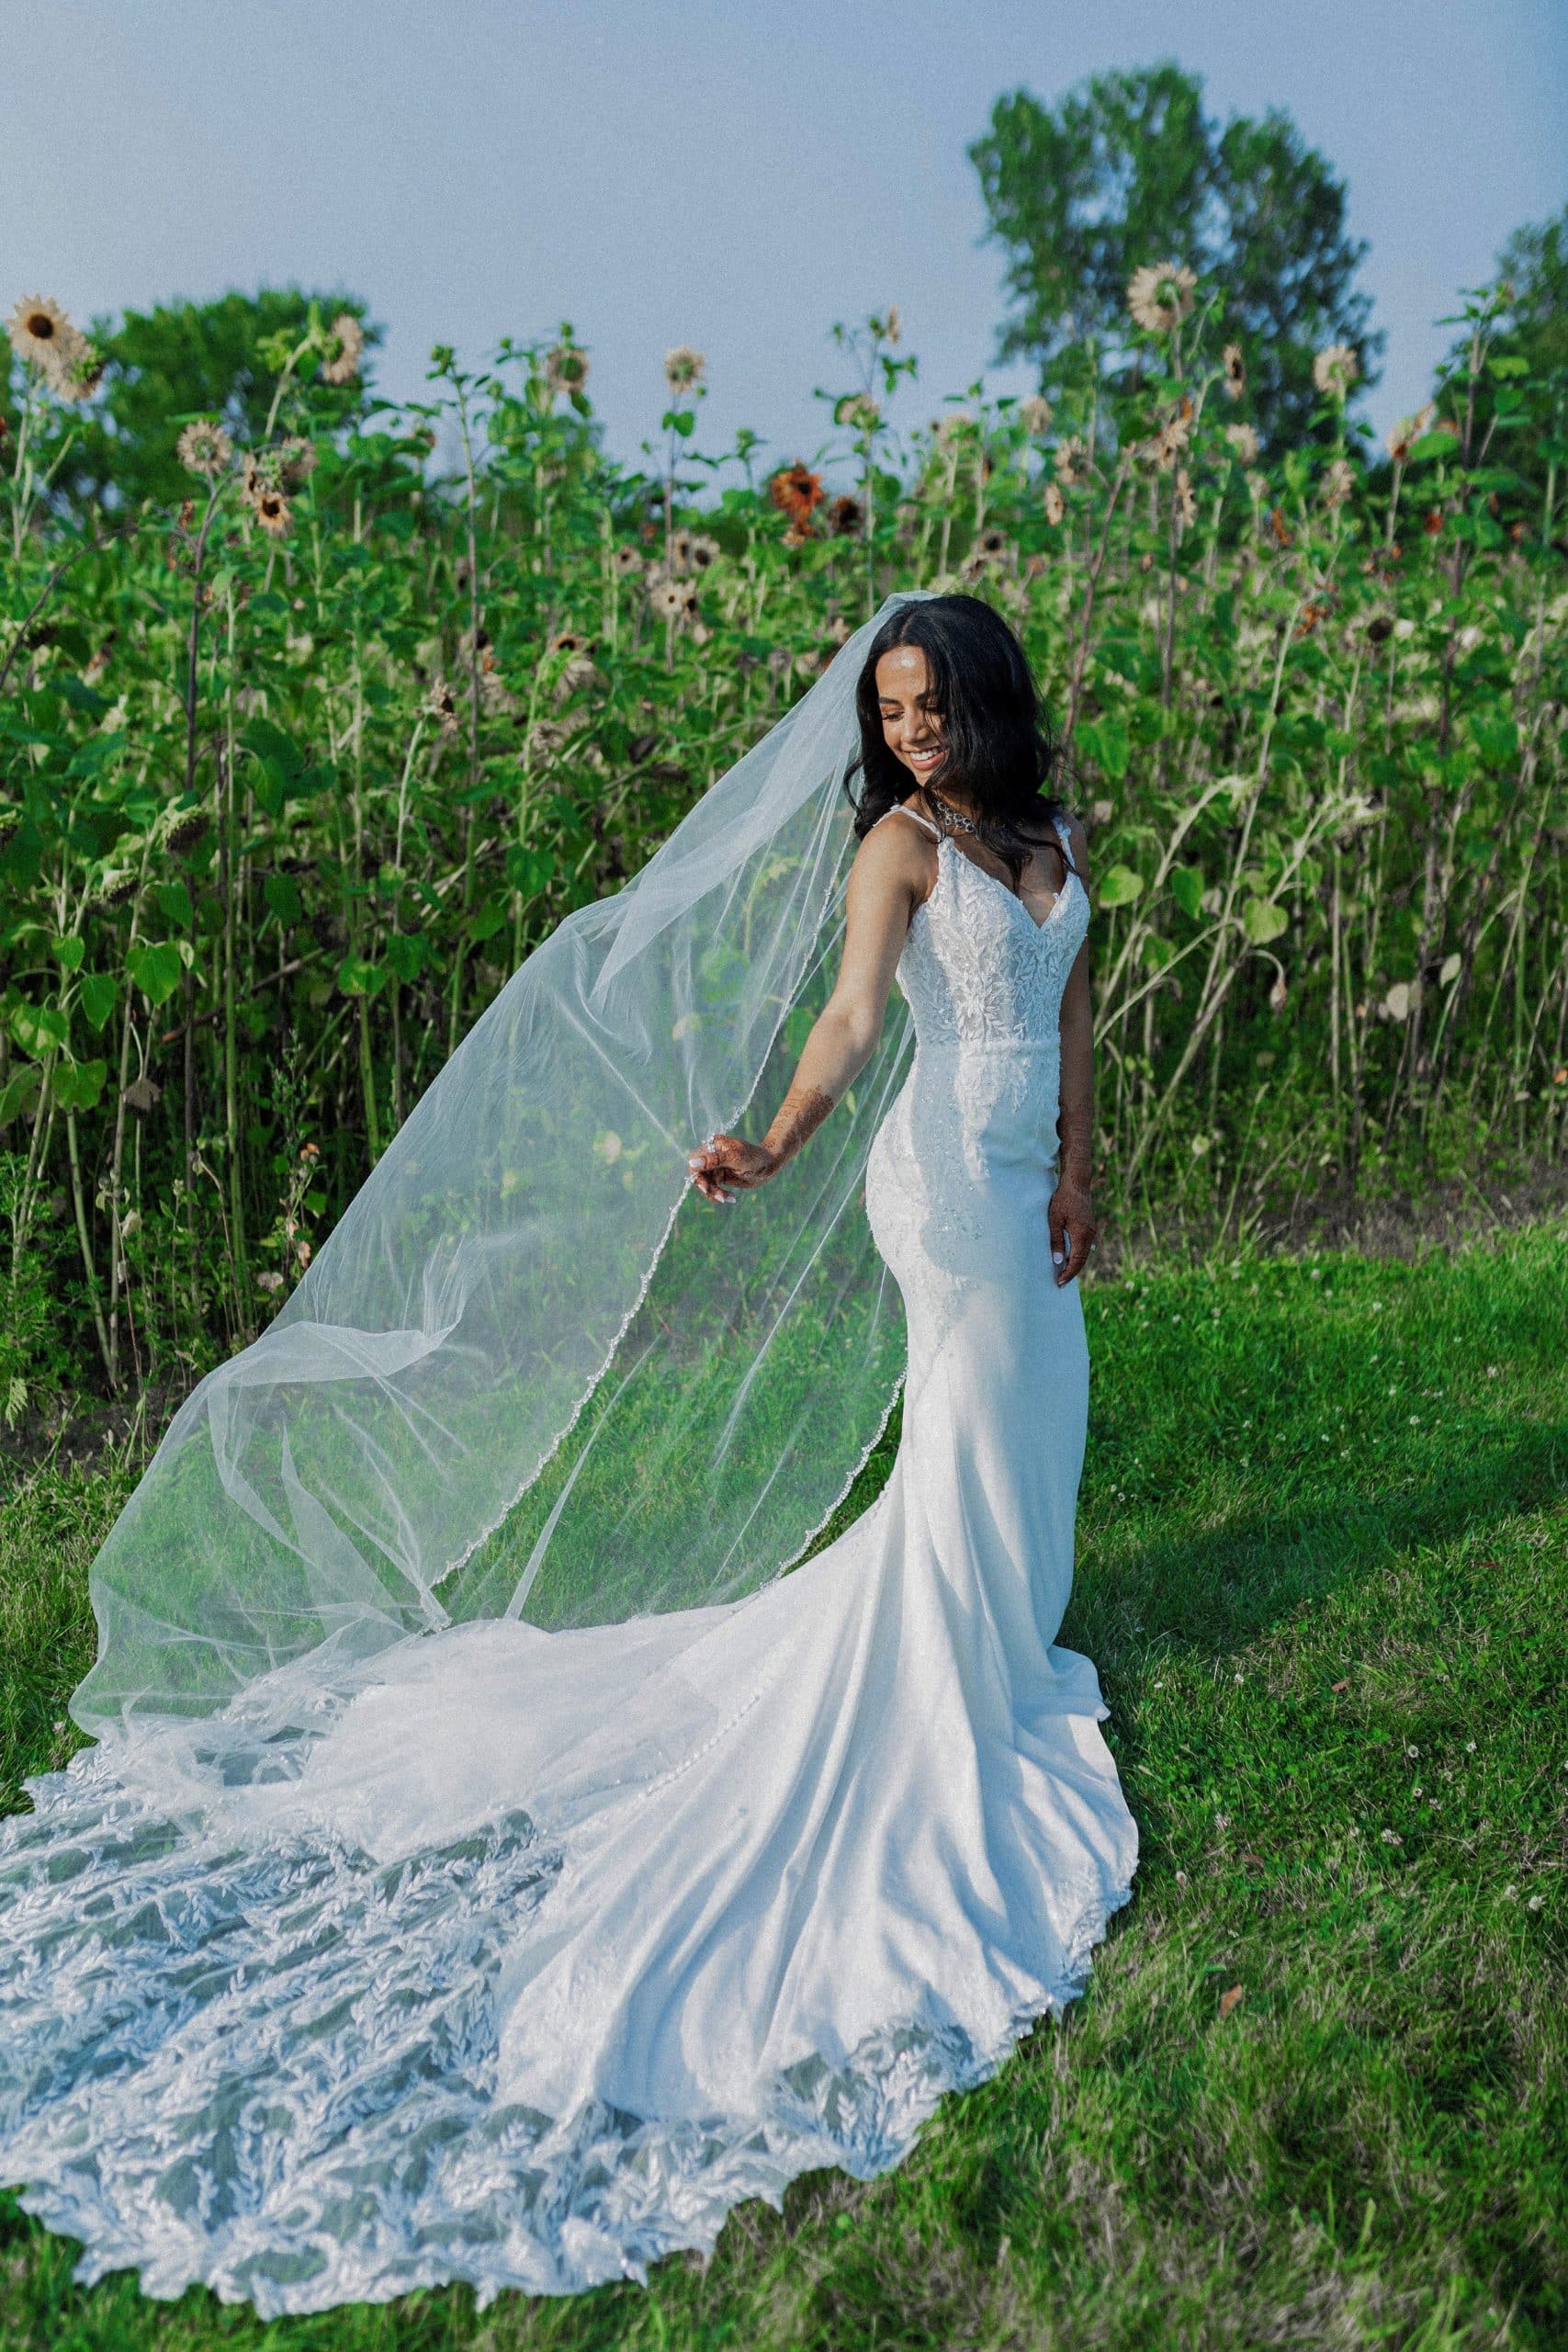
[177,419,233,480]
[875,304,901,345]
[51,338,106,401]
[1222,344,1246,401]
[1322,457,1356,506]
[829,494,863,537]
[612,544,644,577]
[833,391,881,434]
[687,531,721,569]
[544,341,590,399]
[934,409,974,445]
[1043,481,1066,526]
[155,801,210,855]
[769,461,824,530]
[1054,435,1089,487]
[1174,468,1198,529]
[321,312,365,387]
[1125,262,1198,335]
[1224,422,1260,467]
[1145,407,1192,471]
[252,486,291,537]
[1017,393,1053,436]
[1386,402,1435,462]
[276,435,319,492]
[6,294,82,374]
[663,345,706,392]
[647,578,689,622]
[1312,343,1358,398]
[423,678,459,737]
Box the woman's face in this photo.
[875,645,946,787]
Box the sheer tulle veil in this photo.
[75,592,936,1792]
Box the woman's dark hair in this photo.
[846,594,1076,891]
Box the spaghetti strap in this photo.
[879,801,943,842]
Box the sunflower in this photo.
[1145,408,1192,472]
[1322,457,1356,506]
[1174,468,1198,529]
[1222,344,1246,401]
[1017,393,1053,436]
[1312,343,1358,398]
[833,391,880,434]
[829,494,863,537]
[253,487,292,537]
[663,345,706,392]
[687,532,721,569]
[1054,435,1089,487]
[51,339,105,401]
[423,679,459,737]
[177,420,233,481]
[612,544,644,577]
[768,461,824,529]
[6,294,82,373]
[1043,481,1066,526]
[1125,262,1198,336]
[647,579,689,621]
[1224,422,1260,467]
[321,312,365,387]
[545,342,590,398]
[1386,402,1434,463]
[276,435,319,492]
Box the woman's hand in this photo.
[1047,1175,1098,1286]
[688,1134,779,1204]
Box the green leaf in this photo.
[51,1057,108,1112]
[264,872,301,924]
[8,1001,68,1056]
[0,1062,43,1129]
[468,901,508,944]
[1076,714,1130,781]
[1243,899,1289,945]
[335,954,386,997]
[1406,430,1459,465]
[1098,864,1144,908]
[1469,712,1518,769]
[1168,865,1205,920]
[505,843,556,895]
[51,934,86,972]
[77,972,118,1032]
[127,940,186,1007]
[382,932,427,981]
[155,878,195,927]
[58,674,111,718]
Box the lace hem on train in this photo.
[0,1751,1131,2315]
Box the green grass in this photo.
[3,1218,1565,2349]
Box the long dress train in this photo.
[0,811,1138,2312]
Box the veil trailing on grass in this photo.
[74,594,931,1781]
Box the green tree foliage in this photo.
[1436,206,1568,510]
[62,288,374,510]
[970,62,1381,448]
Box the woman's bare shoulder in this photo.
[852,806,940,901]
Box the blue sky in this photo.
[9,0,1564,477]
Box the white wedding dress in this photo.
[0,809,1137,2314]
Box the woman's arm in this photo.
[688,816,932,1204]
[1048,817,1099,1285]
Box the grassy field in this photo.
[2,1218,1565,2349]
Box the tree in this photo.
[1433,207,1568,514]
[62,287,374,512]
[970,63,1381,448]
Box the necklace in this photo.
[919,787,983,840]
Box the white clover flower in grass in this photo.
[663,345,706,392]
[177,420,233,480]
[1018,393,1053,436]
[321,312,365,387]
[1313,342,1358,398]
[1126,261,1198,335]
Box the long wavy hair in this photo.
[845,594,1076,891]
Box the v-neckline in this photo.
[936,832,1072,936]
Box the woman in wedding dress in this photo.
[0,593,1137,2313]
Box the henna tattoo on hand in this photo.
[762,1082,836,1170]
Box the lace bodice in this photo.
[893,817,1089,1051]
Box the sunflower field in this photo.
[1,276,1564,1424]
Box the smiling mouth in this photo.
[906,747,942,766]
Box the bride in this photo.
[0,592,1137,2313]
